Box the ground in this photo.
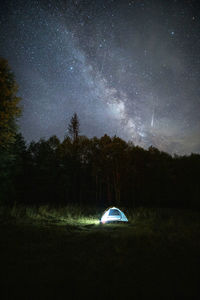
[0,206,199,299]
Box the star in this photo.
[0,0,199,155]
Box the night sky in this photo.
[0,0,200,155]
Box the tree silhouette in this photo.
[68,113,80,142]
[0,57,21,204]
[0,57,21,149]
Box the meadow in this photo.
[0,205,199,299]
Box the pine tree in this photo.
[0,58,21,203]
[0,57,21,149]
[68,113,80,142]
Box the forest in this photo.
[1,57,200,210]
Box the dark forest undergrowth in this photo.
[0,205,200,299]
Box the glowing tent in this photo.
[100,207,128,224]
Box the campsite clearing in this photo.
[0,207,199,299]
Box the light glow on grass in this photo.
[56,216,100,226]
[7,204,101,227]
[76,217,100,225]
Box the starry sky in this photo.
[0,0,200,154]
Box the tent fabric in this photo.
[100,207,128,223]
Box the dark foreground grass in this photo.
[0,205,200,299]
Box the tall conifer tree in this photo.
[0,57,21,149]
[68,113,80,142]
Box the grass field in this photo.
[0,205,199,299]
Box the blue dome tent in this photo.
[100,207,128,224]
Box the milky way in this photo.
[0,0,200,154]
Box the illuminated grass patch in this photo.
[1,205,200,299]
[3,204,100,226]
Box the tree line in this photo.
[0,57,200,209]
[9,131,199,208]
